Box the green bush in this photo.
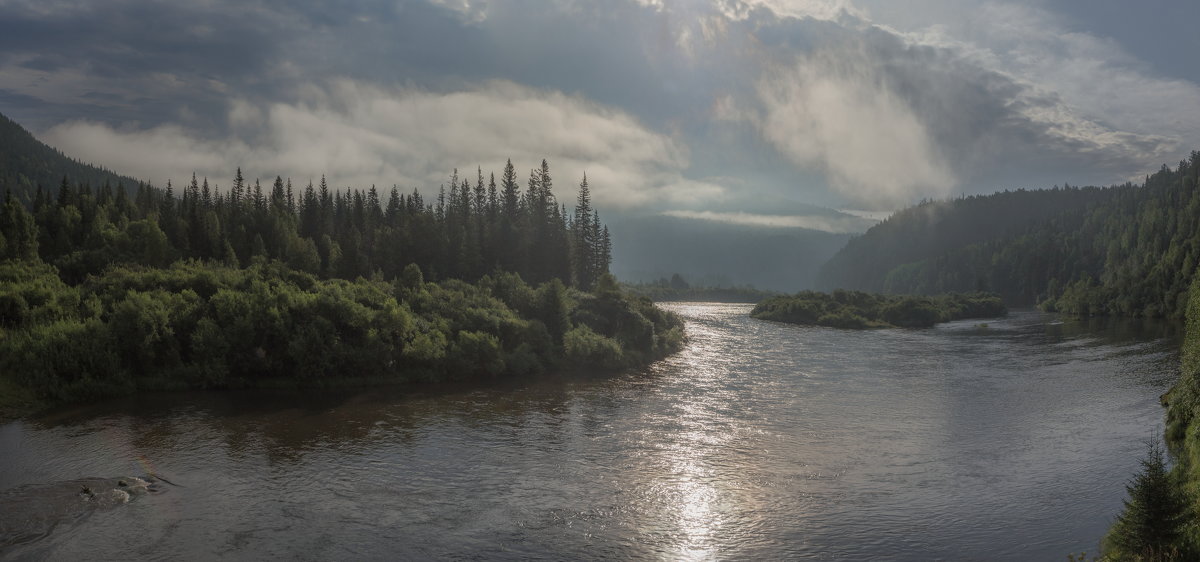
[752,290,1006,329]
[0,258,685,403]
[564,325,624,369]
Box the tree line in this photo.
[3,159,611,291]
[817,150,1200,319]
[623,273,777,303]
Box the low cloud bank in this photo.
[42,80,725,209]
[661,209,875,233]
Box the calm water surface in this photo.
[0,304,1180,560]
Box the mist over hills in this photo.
[610,213,856,292]
[816,154,1200,318]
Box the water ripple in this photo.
[0,306,1176,560]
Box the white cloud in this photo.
[837,207,891,221]
[661,209,874,233]
[879,1,1200,172]
[717,0,866,21]
[753,44,956,209]
[428,0,489,23]
[40,79,724,209]
[13,0,1200,216]
[695,0,1200,202]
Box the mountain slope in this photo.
[816,152,1200,318]
[0,112,142,204]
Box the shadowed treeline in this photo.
[818,151,1200,319]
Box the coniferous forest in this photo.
[0,116,683,408]
[818,152,1200,319]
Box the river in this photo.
[0,304,1179,560]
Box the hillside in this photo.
[816,153,1200,318]
[0,112,142,204]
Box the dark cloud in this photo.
[0,0,1196,213]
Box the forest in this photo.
[818,152,1200,319]
[0,112,683,409]
[8,160,613,290]
[750,290,1006,329]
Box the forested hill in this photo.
[0,112,141,205]
[0,110,689,410]
[816,151,1200,318]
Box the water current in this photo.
[0,304,1179,560]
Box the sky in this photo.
[1,0,1198,227]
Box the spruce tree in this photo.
[499,159,521,274]
[1,188,38,260]
[1109,438,1188,559]
[231,167,245,206]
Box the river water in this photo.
[0,304,1180,560]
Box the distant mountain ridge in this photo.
[610,213,853,292]
[817,153,1200,318]
[0,112,143,204]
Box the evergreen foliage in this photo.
[0,113,141,207]
[1128,264,1200,559]
[817,153,1200,319]
[623,274,777,303]
[1105,439,1189,560]
[8,157,610,290]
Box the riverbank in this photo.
[1135,275,1200,557]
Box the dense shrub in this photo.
[751,290,1005,329]
[563,325,624,370]
[0,261,685,401]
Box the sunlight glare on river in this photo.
[0,303,1179,560]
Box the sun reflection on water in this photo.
[655,307,742,560]
[670,458,721,560]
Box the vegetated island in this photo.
[750,290,1006,329]
[0,112,683,418]
[622,273,777,303]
